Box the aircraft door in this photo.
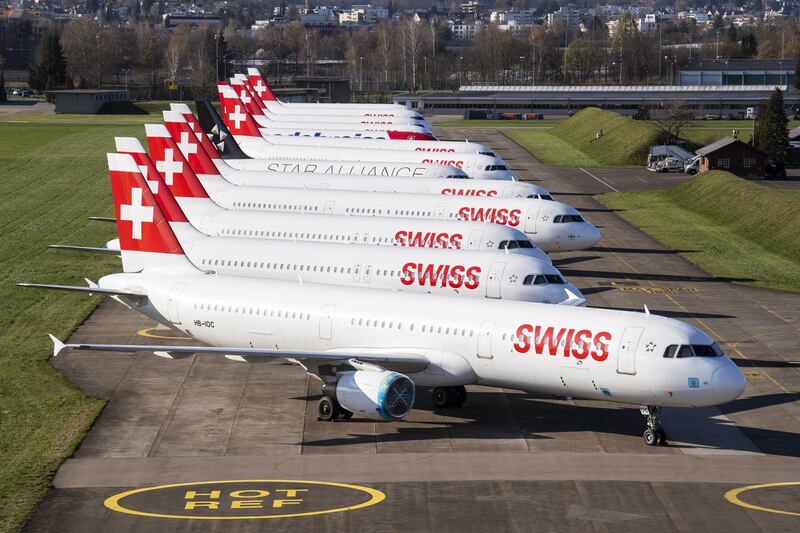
[467,230,484,250]
[319,305,336,340]
[353,264,361,282]
[485,262,506,299]
[617,326,643,375]
[324,201,334,214]
[477,320,495,359]
[364,265,372,283]
[167,282,186,325]
[525,206,540,234]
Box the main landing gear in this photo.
[317,395,352,421]
[640,405,667,446]
[432,386,467,408]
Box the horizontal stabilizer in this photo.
[48,334,66,357]
[18,283,146,298]
[88,216,115,223]
[560,289,587,307]
[49,244,119,255]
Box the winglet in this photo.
[85,278,98,289]
[644,304,650,315]
[561,288,587,307]
[48,334,67,357]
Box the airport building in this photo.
[393,84,800,118]
[679,59,797,87]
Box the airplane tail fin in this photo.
[144,124,228,218]
[217,85,262,137]
[247,67,277,102]
[162,110,224,175]
[193,100,251,159]
[107,153,196,273]
[229,78,264,116]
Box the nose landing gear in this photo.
[640,405,667,446]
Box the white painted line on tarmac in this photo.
[578,167,619,192]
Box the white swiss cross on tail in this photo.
[177,132,198,158]
[138,164,158,193]
[252,79,266,97]
[229,105,246,130]
[238,91,252,105]
[156,148,182,185]
[120,187,154,240]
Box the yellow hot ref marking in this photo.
[136,327,191,340]
[104,479,385,520]
[724,482,800,517]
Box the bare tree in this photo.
[402,17,423,90]
[653,100,692,144]
[376,23,394,88]
[136,25,167,99]
[60,18,100,88]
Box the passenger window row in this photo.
[234,201,319,212]
[193,301,314,320]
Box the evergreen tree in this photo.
[28,29,67,97]
[754,88,789,165]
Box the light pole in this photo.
[519,55,524,84]
[459,56,463,87]
[95,32,102,89]
[359,56,363,91]
[214,33,220,81]
[305,32,310,77]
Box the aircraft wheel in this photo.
[656,428,667,446]
[432,387,451,408]
[452,386,467,407]
[643,428,658,446]
[318,396,339,421]
[339,408,353,420]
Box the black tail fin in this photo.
[194,100,251,160]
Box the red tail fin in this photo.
[107,153,190,272]
[217,86,262,137]
[243,80,266,110]
[162,111,221,176]
[144,124,209,198]
[247,67,276,101]
[230,78,264,116]
[115,137,189,224]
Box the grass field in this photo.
[506,108,661,167]
[597,171,800,292]
[0,120,146,532]
[436,119,562,127]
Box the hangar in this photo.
[394,84,800,118]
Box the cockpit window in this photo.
[541,194,554,201]
[500,240,535,251]
[447,175,468,179]
[484,165,509,171]
[479,151,497,157]
[545,275,565,284]
[553,214,586,223]
[517,240,533,249]
[665,344,723,358]
[523,274,564,285]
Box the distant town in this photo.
[1,0,799,102]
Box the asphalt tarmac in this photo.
[24,127,800,532]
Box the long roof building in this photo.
[394,84,800,118]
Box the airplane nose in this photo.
[583,223,602,247]
[711,362,747,403]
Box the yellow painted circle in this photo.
[137,327,191,340]
[724,482,800,517]
[103,479,385,520]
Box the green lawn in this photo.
[506,128,603,167]
[0,121,144,532]
[436,119,562,127]
[597,171,800,292]
[506,108,660,167]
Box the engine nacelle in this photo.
[328,370,415,421]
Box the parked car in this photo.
[684,156,701,175]
[656,157,685,173]
[765,162,786,179]
[704,114,720,120]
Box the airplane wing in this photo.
[47,335,430,372]
[18,282,145,298]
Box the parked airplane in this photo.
[29,153,747,446]
[87,159,583,304]
[247,68,419,115]
[115,137,552,263]
[219,84,436,141]
[145,127,600,252]
[172,102,499,157]
[218,88,519,180]
[229,79,429,130]
[160,113,553,200]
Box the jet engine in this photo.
[325,369,415,421]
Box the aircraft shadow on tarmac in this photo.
[559,268,754,284]
[300,391,800,457]
[588,246,700,255]
[551,256,601,266]
[609,308,736,319]
[550,192,595,196]
[733,358,800,369]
